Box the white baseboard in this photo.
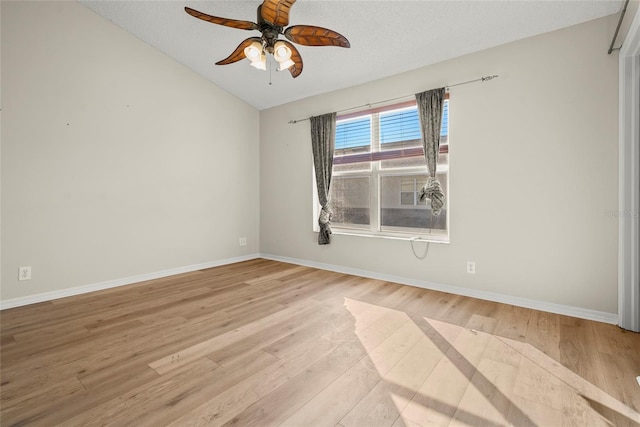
[2,252,619,325]
[0,254,261,310]
[259,253,619,325]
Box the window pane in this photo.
[401,179,416,193]
[438,152,448,167]
[441,100,449,137]
[380,107,421,150]
[335,116,371,156]
[330,176,370,226]
[380,152,448,170]
[380,155,425,170]
[378,100,448,148]
[333,159,372,173]
[400,192,415,205]
[380,173,447,231]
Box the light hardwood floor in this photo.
[1,259,639,426]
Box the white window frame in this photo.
[313,100,450,243]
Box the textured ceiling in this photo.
[80,1,622,110]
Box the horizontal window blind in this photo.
[334,99,449,165]
[380,108,422,145]
[335,116,371,154]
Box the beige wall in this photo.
[0,2,621,316]
[1,1,260,301]
[260,16,619,314]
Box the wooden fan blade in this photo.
[260,0,296,27]
[280,40,303,78]
[216,37,262,65]
[284,25,350,48]
[185,7,258,31]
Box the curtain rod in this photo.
[608,0,629,54]
[288,74,499,124]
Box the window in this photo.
[320,98,449,241]
[400,177,427,206]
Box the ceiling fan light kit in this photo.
[273,41,295,71]
[244,41,268,70]
[185,0,350,78]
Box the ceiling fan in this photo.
[185,0,350,78]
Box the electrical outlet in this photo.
[239,237,247,246]
[19,266,32,281]
[466,261,476,274]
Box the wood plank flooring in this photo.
[1,259,639,426]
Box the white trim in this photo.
[260,253,618,325]
[2,252,618,324]
[618,5,640,332]
[330,228,450,244]
[0,254,261,310]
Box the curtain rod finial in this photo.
[481,75,499,82]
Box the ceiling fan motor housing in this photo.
[257,5,283,53]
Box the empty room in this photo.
[1,0,639,426]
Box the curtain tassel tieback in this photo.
[318,206,333,245]
[419,176,445,216]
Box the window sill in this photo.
[323,228,450,244]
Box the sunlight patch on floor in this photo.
[342,298,640,426]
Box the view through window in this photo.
[325,98,449,240]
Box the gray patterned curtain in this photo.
[415,88,446,215]
[310,112,337,245]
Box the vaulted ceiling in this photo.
[80,1,622,110]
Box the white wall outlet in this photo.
[239,237,247,246]
[466,261,476,274]
[19,266,32,281]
